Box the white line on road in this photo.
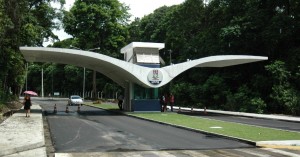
[263,148,300,157]
[237,148,272,157]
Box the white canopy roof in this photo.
[20,47,268,88]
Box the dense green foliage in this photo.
[127,0,300,115]
[1,0,299,115]
[0,0,64,101]
[61,0,129,99]
[63,0,129,57]
[25,61,121,99]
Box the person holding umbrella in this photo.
[23,95,32,117]
[23,91,37,117]
[24,91,38,96]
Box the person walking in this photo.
[118,94,124,110]
[23,95,32,117]
[160,95,165,112]
[170,93,174,112]
[164,93,169,112]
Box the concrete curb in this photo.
[4,147,47,157]
[127,113,257,146]
[256,140,300,146]
[129,114,300,150]
[84,103,300,149]
[173,106,300,123]
[83,104,257,146]
[0,143,45,157]
[0,104,45,156]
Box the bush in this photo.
[225,86,267,114]
[226,85,252,112]
[265,60,300,115]
[250,98,267,114]
[283,89,300,115]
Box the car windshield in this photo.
[72,96,81,99]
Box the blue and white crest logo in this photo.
[148,69,163,85]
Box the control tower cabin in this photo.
[121,42,165,111]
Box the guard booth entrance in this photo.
[121,42,164,111]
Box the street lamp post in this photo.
[25,63,28,91]
[83,67,85,100]
[70,46,100,100]
[52,64,54,99]
[70,46,86,99]
[169,50,172,65]
[88,47,100,100]
[41,68,44,98]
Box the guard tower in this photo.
[121,42,165,111]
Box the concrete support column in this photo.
[130,82,134,111]
[123,81,134,111]
[41,68,44,98]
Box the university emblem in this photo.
[147,69,163,85]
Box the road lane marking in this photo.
[183,150,210,157]
[263,148,300,157]
[236,148,272,157]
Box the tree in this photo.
[0,0,24,99]
[63,0,129,99]
[127,5,178,64]
[124,0,300,115]
[20,0,65,46]
[126,17,142,43]
[0,0,64,101]
[265,61,299,115]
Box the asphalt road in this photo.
[33,98,253,153]
[177,111,300,132]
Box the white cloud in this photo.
[64,0,75,11]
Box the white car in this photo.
[68,95,83,106]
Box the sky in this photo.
[44,0,185,46]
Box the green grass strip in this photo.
[87,103,118,110]
[87,103,300,142]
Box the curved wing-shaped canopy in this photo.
[20,47,268,88]
[162,55,268,80]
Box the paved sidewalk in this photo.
[0,104,46,157]
[1,102,299,156]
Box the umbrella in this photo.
[24,91,38,96]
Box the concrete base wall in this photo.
[131,99,161,112]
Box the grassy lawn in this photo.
[86,103,300,142]
[87,103,118,110]
[130,112,300,142]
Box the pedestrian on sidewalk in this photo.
[160,95,165,112]
[164,93,169,112]
[170,93,174,112]
[23,95,32,117]
[118,94,124,110]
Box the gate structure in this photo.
[20,42,268,111]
